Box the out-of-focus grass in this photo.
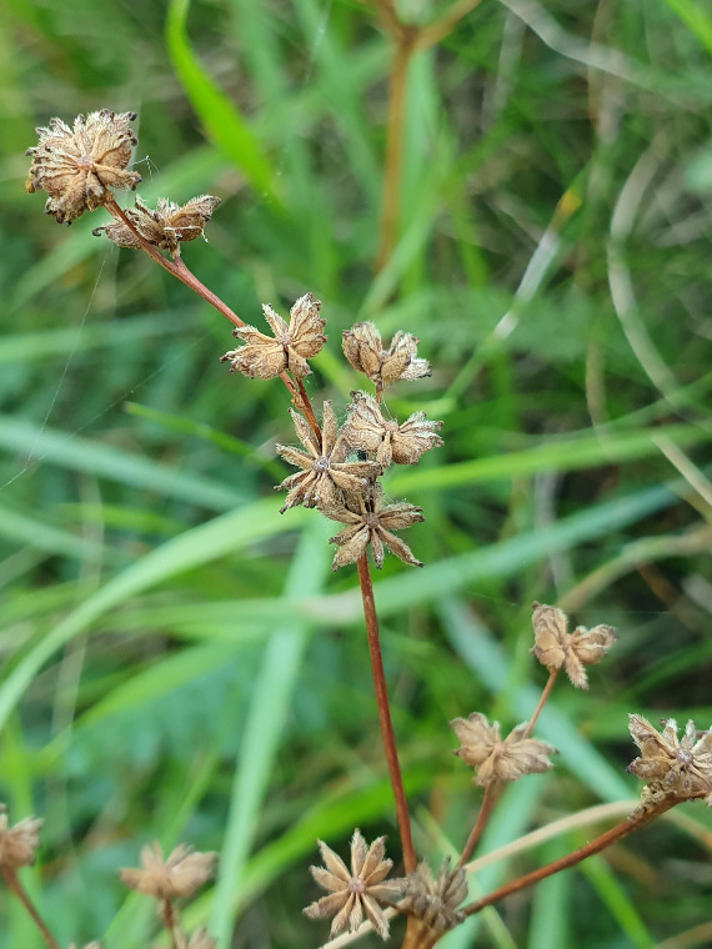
[1,0,711,946]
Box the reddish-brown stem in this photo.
[160,896,183,949]
[375,31,416,272]
[295,376,322,443]
[1,867,59,949]
[356,554,416,873]
[462,797,680,917]
[522,669,558,739]
[456,780,498,869]
[102,197,244,329]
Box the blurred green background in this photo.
[1,0,712,946]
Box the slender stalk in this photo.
[160,896,184,949]
[414,0,484,51]
[1,867,59,949]
[356,553,416,873]
[462,797,680,917]
[456,781,498,869]
[295,376,322,443]
[522,669,558,738]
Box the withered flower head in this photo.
[275,402,380,512]
[26,110,141,224]
[627,714,712,807]
[531,602,616,690]
[397,858,466,941]
[342,323,431,392]
[303,829,403,941]
[326,483,424,570]
[343,391,443,467]
[221,293,326,379]
[119,841,216,901]
[450,712,557,786]
[92,194,220,257]
[0,806,43,870]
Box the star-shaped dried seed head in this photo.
[397,857,466,942]
[326,484,424,570]
[303,829,403,941]
[342,322,431,392]
[119,841,216,901]
[92,194,220,257]
[222,293,326,379]
[275,402,380,512]
[450,712,557,786]
[531,602,616,690]
[26,110,141,224]
[343,391,443,467]
[0,807,43,870]
[627,714,712,807]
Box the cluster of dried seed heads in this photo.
[627,715,712,810]
[531,601,616,689]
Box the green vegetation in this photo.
[1,0,711,946]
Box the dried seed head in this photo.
[93,194,220,257]
[343,391,443,467]
[119,841,216,901]
[26,110,141,223]
[303,829,403,941]
[275,402,380,513]
[222,292,326,379]
[531,602,616,689]
[627,714,712,808]
[0,806,43,870]
[342,323,430,391]
[326,483,424,570]
[450,712,557,786]
[397,857,466,940]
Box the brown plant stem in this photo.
[522,669,558,738]
[1,867,59,949]
[160,896,183,949]
[295,376,322,443]
[356,553,416,873]
[462,796,680,917]
[456,780,498,869]
[413,0,484,51]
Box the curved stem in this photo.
[522,669,558,738]
[356,553,416,873]
[462,796,680,917]
[456,781,498,869]
[1,867,59,949]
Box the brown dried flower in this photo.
[343,390,443,467]
[26,110,141,224]
[222,293,326,379]
[119,841,216,901]
[326,484,424,570]
[303,829,403,940]
[342,322,430,392]
[397,858,466,940]
[531,602,616,690]
[275,402,380,513]
[450,712,557,786]
[627,714,712,807]
[92,194,220,257]
[0,806,43,870]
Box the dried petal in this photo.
[450,713,557,786]
[0,808,43,870]
[119,841,216,901]
[303,830,402,941]
[531,602,616,689]
[26,110,140,223]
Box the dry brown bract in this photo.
[120,841,216,901]
[303,829,403,941]
[342,322,430,392]
[628,714,712,807]
[531,602,616,690]
[275,402,379,512]
[326,485,424,570]
[344,391,443,467]
[222,293,326,379]
[0,807,43,870]
[450,712,556,786]
[26,110,141,224]
[92,194,220,257]
[397,858,466,943]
